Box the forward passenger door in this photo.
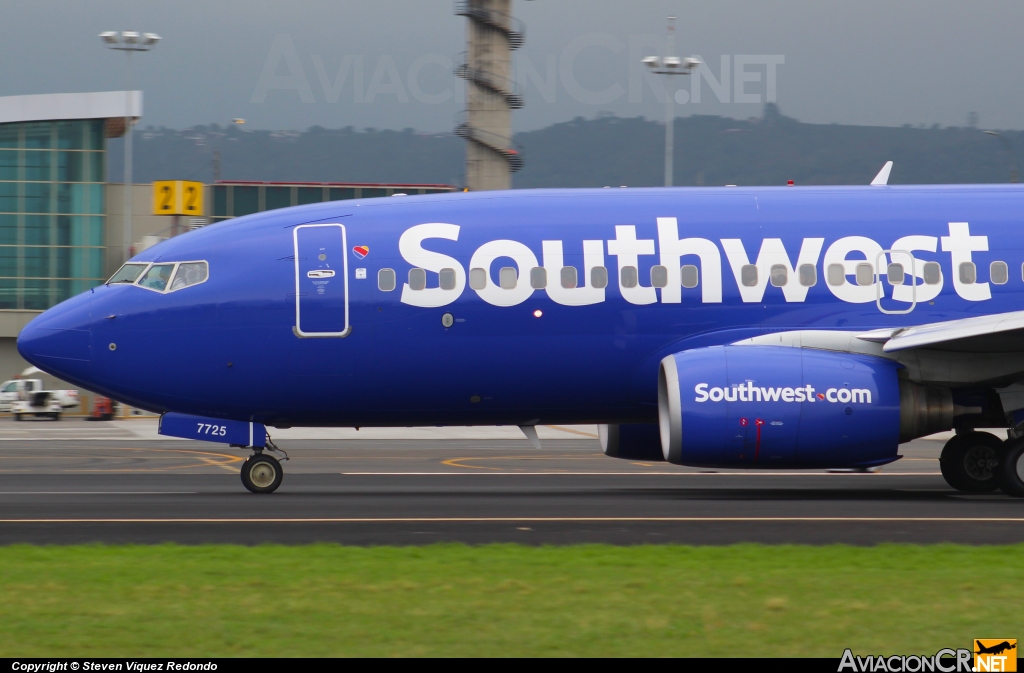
[293,223,350,337]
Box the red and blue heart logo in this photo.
[352,245,369,259]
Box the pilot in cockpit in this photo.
[142,265,173,290]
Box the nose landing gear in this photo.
[240,436,289,494]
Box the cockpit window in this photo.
[137,264,176,292]
[108,263,148,284]
[169,262,209,291]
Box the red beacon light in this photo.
[787,180,795,186]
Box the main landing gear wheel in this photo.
[241,453,283,494]
[998,439,1024,498]
[939,431,1004,493]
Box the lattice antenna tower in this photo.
[454,0,526,191]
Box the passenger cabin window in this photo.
[681,264,699,289]
[378,268,396,292]
[855,263,874,287]
[799,263,816,287]
[169,262,209,292]
[991,261,1008,285]
[408,268,427,291]
[439,268,457,291]
[138,264,176,292]
[740,264,758,287]
[499,267,517,289]
[620,266,639,289]
[530,267,547,289]
[1,382,16,393]
[923,262,941,285]
[591,266,608,289]
[108,263,148,284]
[651,265,668,288]
[887,263,905,286]
[827,263,845,286]
[560,266,577,289]
[959,262,976,285]
[770,265,787,287]
[469,267,487,290]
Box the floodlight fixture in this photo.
[99,30,163,263]
[641,15,698,187]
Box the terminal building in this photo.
[0,91,457,399]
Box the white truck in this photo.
[0,377,79,417]
[11,390,66,421]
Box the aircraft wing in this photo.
[857,309,1024,353]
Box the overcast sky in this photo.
[1,0,1022,132]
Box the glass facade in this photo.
[209,182,456,223]
[0,120,106,309]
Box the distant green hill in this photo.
[113,105,1022,188]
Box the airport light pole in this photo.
[100,31,161,263]
[642,16,700,187]
[983,130,1019,184]
[212,118,246,182]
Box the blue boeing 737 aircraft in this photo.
[16,182,1024,495]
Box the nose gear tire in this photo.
[939,431,1003,493]
[241,453,283,494]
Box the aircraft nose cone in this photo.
[17,293,92,382]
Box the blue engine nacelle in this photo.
[657,346,938,469]
[599,424,665,461]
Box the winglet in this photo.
[870,161,893,186]
[519,425,542,450]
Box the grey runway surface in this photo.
[0,429,1021,545]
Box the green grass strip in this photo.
[1,543,1020,657]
